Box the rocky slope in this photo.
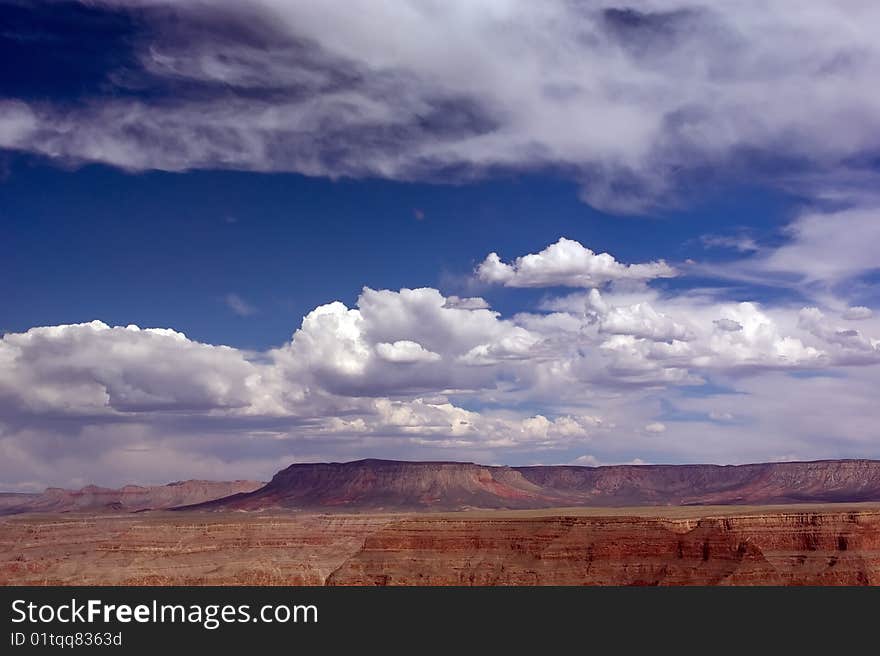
[0,480,264,515]
[193,458,880,511]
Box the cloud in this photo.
[5,3,880,487]
[697,205,880,295]
[2,236,880,487]
[570,454,646,467]
[271,287,544,396]
[759,207,880,285]
[700,302,823,369]
[476,237,676,288]
[4,2,880,211]
[798,307,880,364]
[375,340,442,364]
[224,293,257,317]
[443,295,490,310]
[844,307,873,321]
[0,101,37,147]
[0,321,260,416]
[571,454,600,467]
[700,234,759,253]
[713,318,743,332]
[668,366,880,464]
[586,289,694,342]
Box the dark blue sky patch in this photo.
[0,150,822,349]
[0,0,139,101]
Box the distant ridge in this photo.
[183,458,880,512]
[9,459,880,515]
[0,480,264,515]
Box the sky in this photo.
[2,0,880,489]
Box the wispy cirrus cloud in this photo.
[687,204,880,307]
[700,233,759,253]
[224,293,257,317]
[3,1,880,212]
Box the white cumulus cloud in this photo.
[1,237,879,488]
[375,340,442,364]
[476,237,676,288]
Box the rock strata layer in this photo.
[2,507,880,585]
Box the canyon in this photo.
[5,459,880,585]
[2,505,880,585]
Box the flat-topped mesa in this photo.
[189,458,880,512]
[203,459,572,511]
[0,479,264,515]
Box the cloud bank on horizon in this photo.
[2,233,880,489]
[2,1,880,488]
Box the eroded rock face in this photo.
[0,513,397,585]
[326,512,880,586]
[0,480,264,515]
[2,509,880,586]
[198,459,880,511]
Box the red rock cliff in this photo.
[327,510,880,585]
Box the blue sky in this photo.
[2,156,804,350]
[2,1,880,488]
